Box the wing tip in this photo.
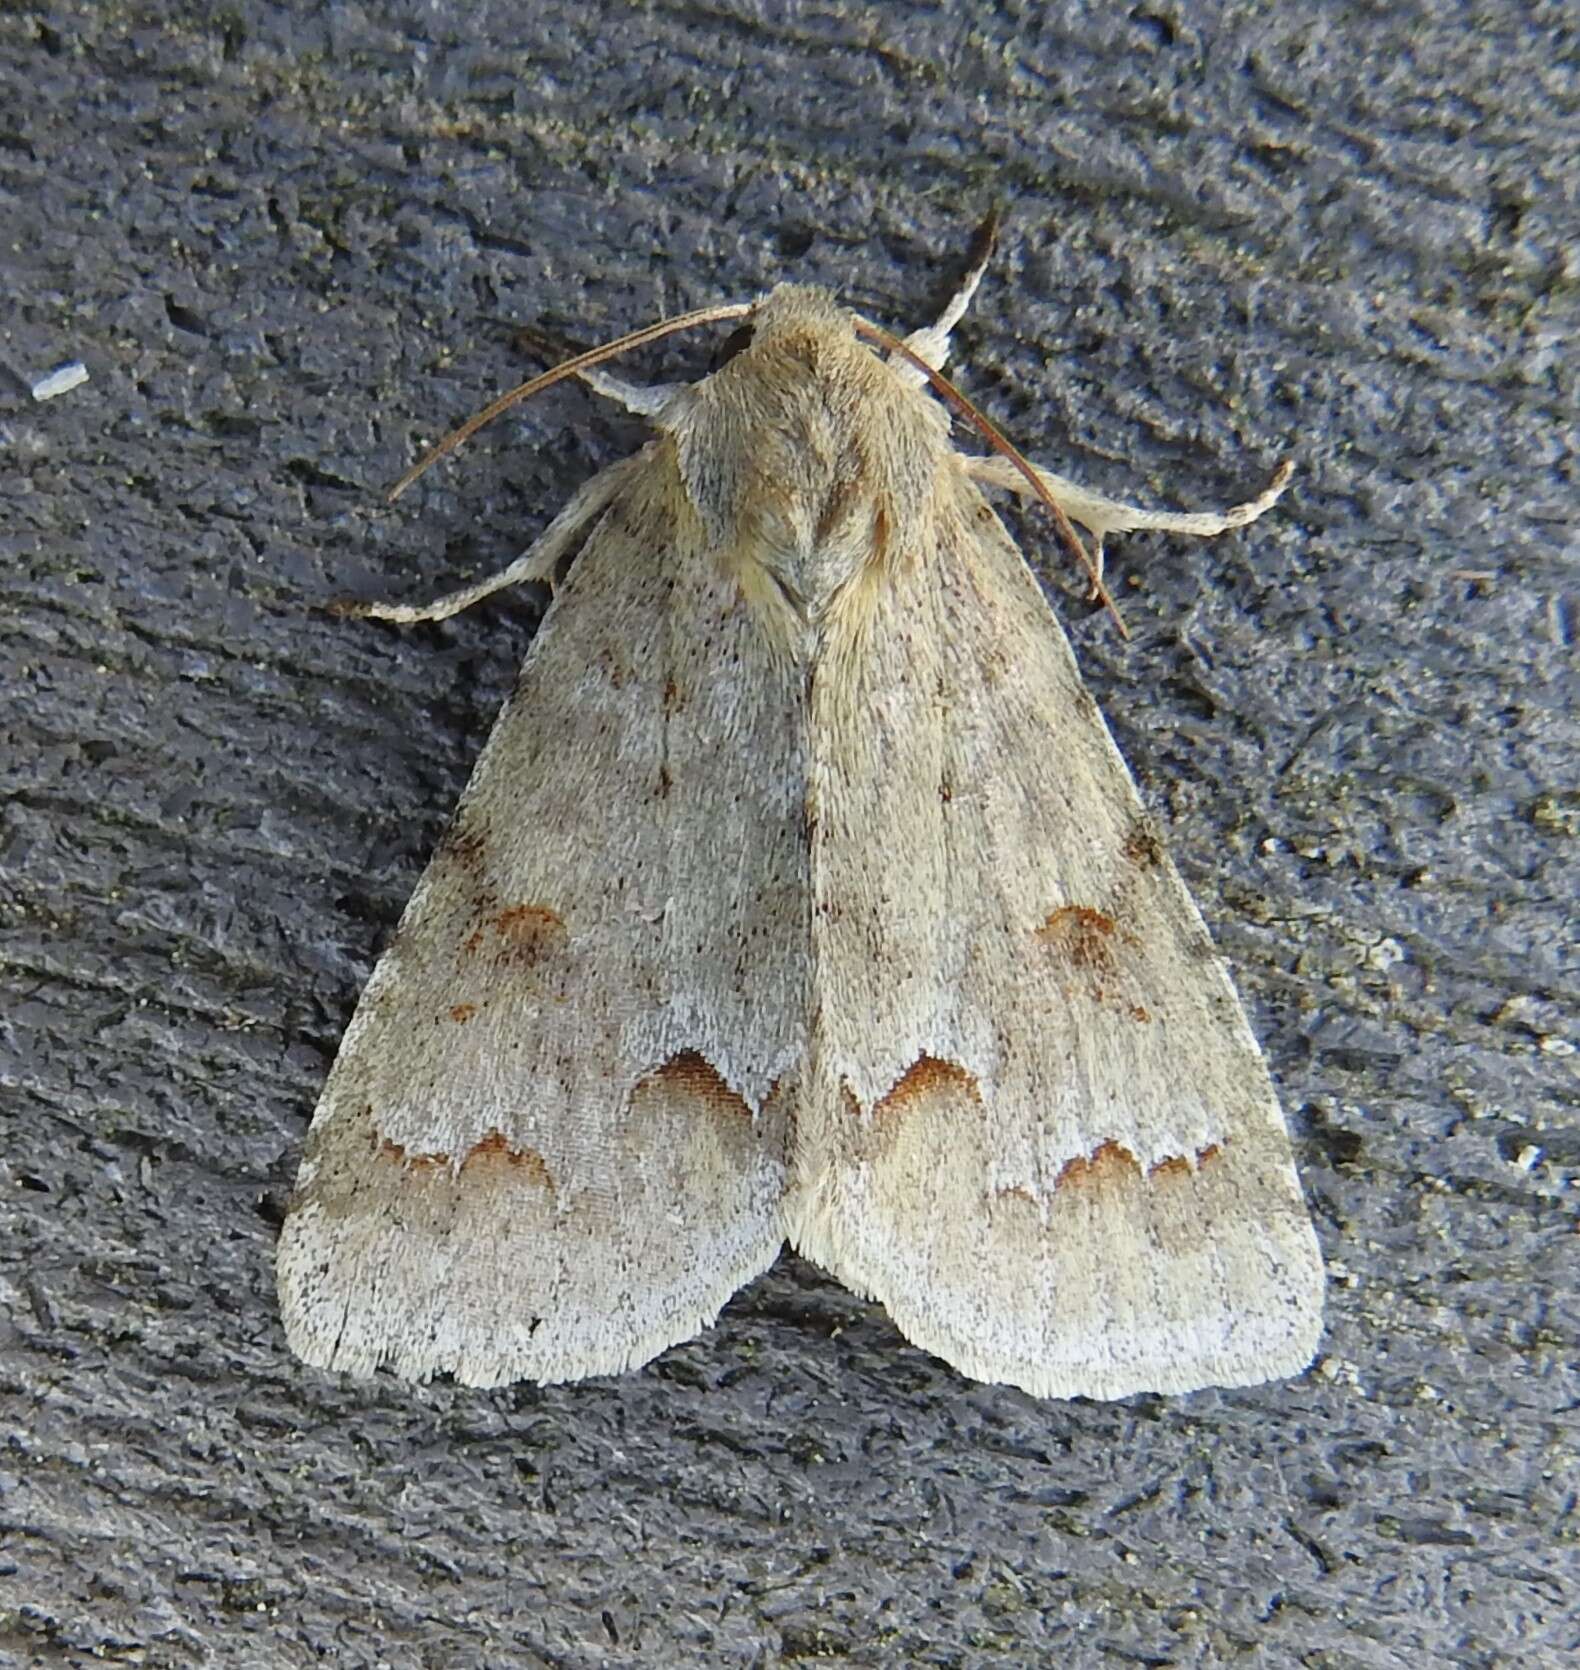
[871,1296,1325,1402]
[275,1202,786,1389]
[794,1207,1324,1402]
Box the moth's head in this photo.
[710,284,863,379]
[745,283,854,346]
[667,280,950,628]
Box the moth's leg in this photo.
[512,323,686,419]
[897,234,997,382]
[966,455,1293,588]
[345,452,647,623]
[576,366,687,418]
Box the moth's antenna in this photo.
[963,207,1002,274]
[856,318,1130,640]
[388,300,753,502]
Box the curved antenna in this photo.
[387,300,753,502]
[855,317,1129,639]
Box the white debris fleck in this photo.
[1513,1145,1543,1171]
[31,361,89,402]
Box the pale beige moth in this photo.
[278,239,1324,1398]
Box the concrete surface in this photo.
[2,1,1575,1665]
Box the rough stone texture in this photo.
[2,2,1575,1665]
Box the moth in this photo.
[278,235,1324,1398]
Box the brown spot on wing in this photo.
[621,1052,780,1183]
[1054,1139,1141,1191]
[637,1051,753,1121]
[1038,905,1121,974]
[458,1131,556,1185]
[1148,1142,1222,1181]
[463,902,569,967]
[1037,904,1153,1010]
[449,1003,478,1023]
[872,1054,983,1120]
[495,903,565,944]
[374,1134,445,1167]
[1053,1139,1224,1193]
[374,1130,556,1190]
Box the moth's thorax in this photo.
[668,285,952,628]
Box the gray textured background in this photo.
[2,1,1576,1665]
